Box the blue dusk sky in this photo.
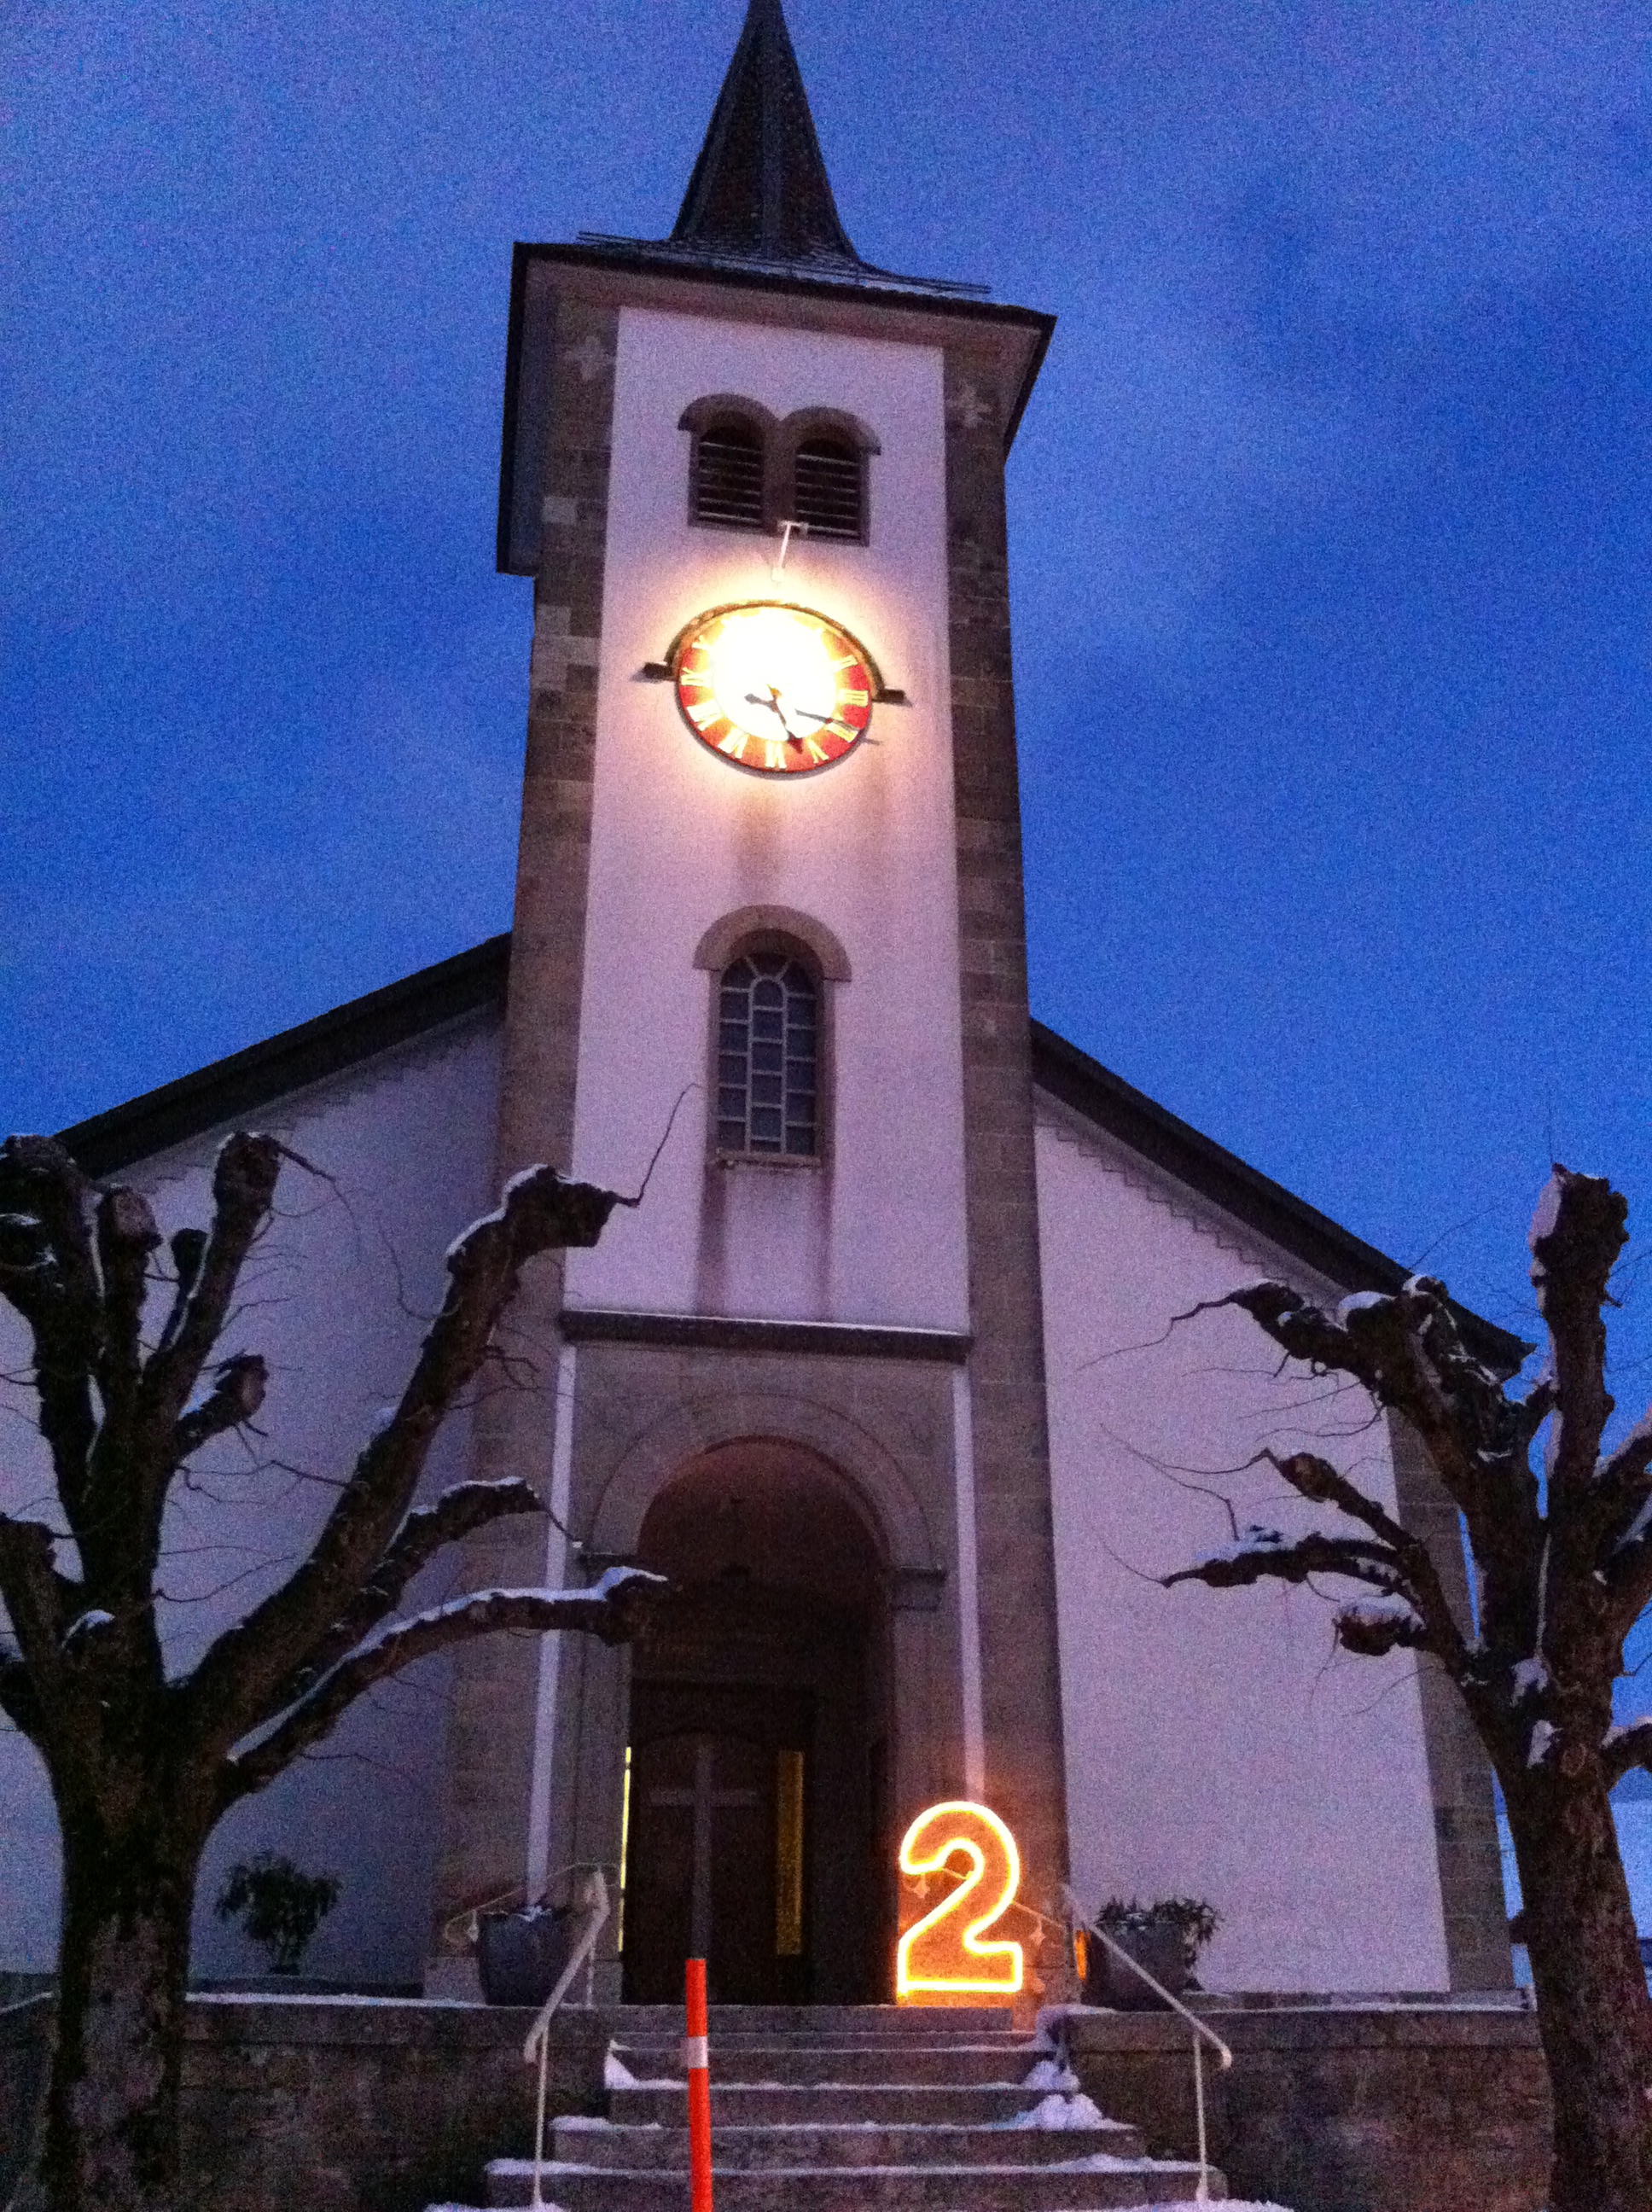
[3,12,1649,1672]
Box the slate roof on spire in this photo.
[577,0,987,300]
[672,0,859,268]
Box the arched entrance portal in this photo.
[620,1441,889,2005]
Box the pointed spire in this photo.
[573,0,990,300]
[671,0,863,270]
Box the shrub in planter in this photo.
[1079,1895,1219,2010]
[215,1855,340,1975]
[476,1901,579,2007]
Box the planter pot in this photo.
[1081,1922,1191,2010]
[477,1906,578,2007]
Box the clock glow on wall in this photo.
[671,602,879,776]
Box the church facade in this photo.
[1,0,1515,2005]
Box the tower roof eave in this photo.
[494,242,1055,576]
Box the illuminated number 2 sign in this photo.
[895,1800,1024,2004]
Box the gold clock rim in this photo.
[666,598,884,779]
[664,598,886,701]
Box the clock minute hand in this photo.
[747,692,834,731]
[744,685,803,740]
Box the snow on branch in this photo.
[1527,1166,1626,1505]
[218,1569,664,1805]
[275,1477,550,1704]
[185,1160,621,1758]
[1164,1522,1405,1593]
[1602,1717,1652,1791]
[1194,1270,1545,1622]
[1334,1596,1428,1656]
[173,1353,269,1461]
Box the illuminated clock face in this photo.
[672,602,875,775]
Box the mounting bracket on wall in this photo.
[771,517,809,577]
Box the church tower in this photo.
[434,0,1067,2002]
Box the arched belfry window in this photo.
[792,437,864,541]
[783,410,876,546]
[682,397,777,533]
[717,953,818,1157]
[694,420,765,527]
[681,399,878,543]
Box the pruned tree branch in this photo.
[218,1569,662,1805]
[0,1138,102,1526]
[1528,1167,1626,1508]
[0,1512,72,1706]
[1602,1718,1652,1794]
[1258,1447,1473,1674]
[184,1163,618,1758]
[1165,1522,1405,1595]
[155,1229,207,1355]
[1333,1597,1430,1656]
[135,1135,283,1431]
[274,1477,549,1703]
[172,1354,269,1463]
[1219,1275,1542,1650]
[93,1188,161,1434]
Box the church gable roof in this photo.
[56,937,509,1179]
[52,935,1526,1372]
[1031,1022,1527,1374]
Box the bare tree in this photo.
[0,1132,659,2212]
[1164,1165,1652,2212]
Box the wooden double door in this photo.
[622,1681,811,2005]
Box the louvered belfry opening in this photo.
[792,436,864,540]
[694,418,767,527]
[718,952,819,1156]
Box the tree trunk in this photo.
[1507,1767,1652,2212]
[43,1809,201,2212]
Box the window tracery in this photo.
[716,952,819,1157]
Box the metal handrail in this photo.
[522,1866,611,2212]
[440,1860,612,1953]
[1060,1887,1232,2204]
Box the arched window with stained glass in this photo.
[716,952,819,1157]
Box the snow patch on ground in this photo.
[1010,2090,1108,2130]
[1021,2055,1080,2093]
[602,2046,678,2091]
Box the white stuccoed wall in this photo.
[561,305,970,1334]
[1035,1092,1452,1992]
[0,1013,503,1982]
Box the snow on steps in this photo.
[423,2003,1234,2211]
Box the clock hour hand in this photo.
[745,685,802,740]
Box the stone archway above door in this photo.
[583,1388,941,1586]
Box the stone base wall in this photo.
[3,1993,1552,2212]
[1063,1999,1550,2212]
[1,1996,51,2209]
[2,1994,612,2212]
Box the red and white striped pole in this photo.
[684,1956,713,2212]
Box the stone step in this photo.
[610,2081,1063,2128]
[610,2038,1035,2087]
[602,2004,1015,2036]
[481,2156,1221,2207]
[551,2116,1152,2169]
